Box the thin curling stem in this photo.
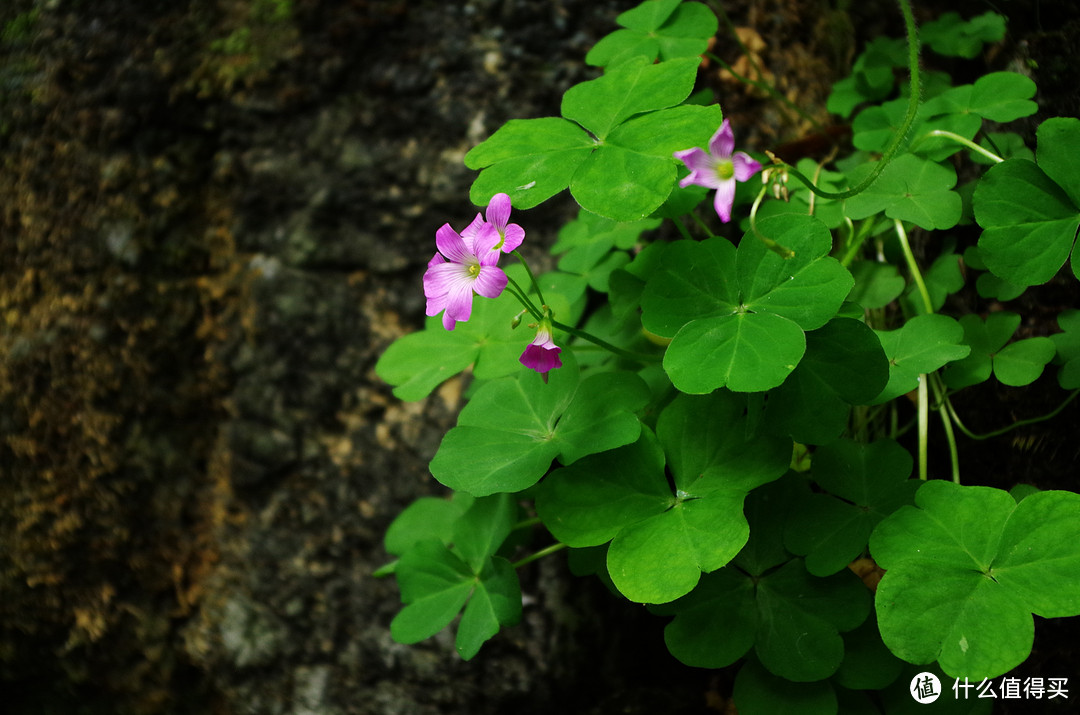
[782,0,922,200]
[943,388,1080,441]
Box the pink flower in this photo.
[673,120,762,223]
[424,222,508,330]
[519,323,562,374]
[462,193,525,253]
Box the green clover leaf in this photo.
[659,559,869,680]
[375,286,529,401]
[586,0,718,68]
[551,209,659,254]
[834,612,905,691]
[870,481,1080,679]
[382,493,475,564]
[466,56,723,220]
[920,72,1038,124]
[844,154,963,230]
[943,312,1057,389]
[430,356,650,495]
[535,391,790,604]
[901,245,964,314]
[390,540,521,660]
[847,260,906,310]
[784,438,917,576]
[920,11,1006,59]
[852,98,982,162]
[764,318,890,444]
[827,37,908,118]
[643,215,853,393]
[655,477,869,681]
[871,314,971,404]
[389,494,523,659]
[975,117,1080,286]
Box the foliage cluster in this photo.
[376,1,1080,711]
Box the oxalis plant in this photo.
[374,0,1080,711]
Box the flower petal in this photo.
[442,310,457,330]
[444,279,476,324]
[679,168,723,190]
[500,224,525,253]
[674,146,713,173]
[709,119,735,159]
[520,342,562,373]
[712,177,737,223]
[423,260,463,298]
[733,151,762,182]
[435,224,470,264]
[427,294,448,317]
[472,266,508,299]
[461,213,486,241]
[472,223,503,264]
[485,193,512,230]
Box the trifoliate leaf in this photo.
[871,314,971,403]
[870,481,1080,679]
[430,357,649,495]
[785,438,916,576]
[921,11,1006,59]
[845,154,963,230]
[536,391,789,604]
[586,0,718,68]
[648,215,852,394]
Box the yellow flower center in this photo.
[717,160,735,180]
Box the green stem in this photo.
[943,388,1080,441]
[674,216,694,241]
[783,0,921,200]
[551,319,661,363]
[894,219,933,315]
[512,542,567,569]
[910,130,1004,163]
[505,275,544,321]
[512,249,548,308]
[929,374,961,483]
[917,373,929,480]
[839,217,877,267]
[689,210,714,237]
